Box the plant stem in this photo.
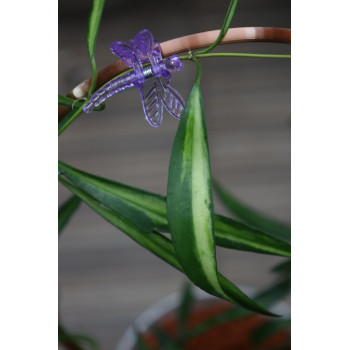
[86,0,105,99]
[197,0,239,54]
[58,104,84,136]
[88,56,98,100]
[191,55,202,84]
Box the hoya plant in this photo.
[58,0,290,348]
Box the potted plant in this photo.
[59,0,291,349]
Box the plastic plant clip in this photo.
[83,29,185,127]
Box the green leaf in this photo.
[213,180,291,240]
[177,283,195,337]
[166,59,275,316]
[58,161,290,257]
[58,161,168,230]
[167,59,225,299]
[198,0,239,54]
[59,177,276,316]
[218,274,277,315]
[150,325,179,349]
[271,260,291,276]
[58,323,99,350]
[58,195,81,235]
[86,0,105,99]
[58,161,155,233]
[214,215,291,257]
[58,160,168,230]
[252,319,291,347]
[182,306,248,341]
[182,279,290,342]
[59,176,182,269]
[254,279,290,308]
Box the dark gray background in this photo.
[58,1,290,349]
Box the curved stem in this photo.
[58,104,84,135]
[191,56,202,85]
[88,56,98,100]
[198,0,239,54]
[58,27,291,122]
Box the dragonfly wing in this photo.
[139,77,164,127]
[156,76,185,120]
[110,41,136,67]
[133,29,154,61]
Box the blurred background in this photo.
[58,0,290,349]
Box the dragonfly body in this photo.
[83,70,140,113]
[83,29,185,127]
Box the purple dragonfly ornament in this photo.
[83,29,185,127]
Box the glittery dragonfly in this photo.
[83,29,185,127]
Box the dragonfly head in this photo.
[165,55,183,72]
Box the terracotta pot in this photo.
[116,287,290,350]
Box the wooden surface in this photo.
[58,1,290,349]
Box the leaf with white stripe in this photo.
[58,160,154,233]
[59,177,276,316]
[167,59,227,299]
[58,161,290,257]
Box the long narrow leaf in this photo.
[58,161,168,225]
[149,325,179,349]
[58,161,154,233]
[254,279,291,308]
[58,161,291,257]
[167,58,227,300]
[182,279,290,341]
[165,58,276,314]
[59,177,276,316]
[58,195,81,235]
[178,283,195,337]
[271,260,291,276]
[252,319,291,347]
[213,180,291,240]
[58,161,168,230]
[215,215,290,257]
[59,177,182,269]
